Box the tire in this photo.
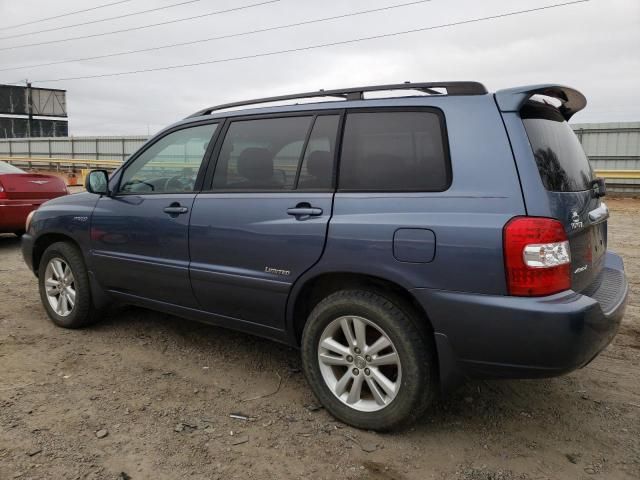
[38,241,102,328]
[301,289,436,431]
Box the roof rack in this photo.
[187,81,488,118]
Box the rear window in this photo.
[0,161,25,174]
[521,101,593,192]
[339,110,450,191]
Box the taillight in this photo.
[0,182,6,199]
[503,217,571,296]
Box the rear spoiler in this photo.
[494,84,587,120]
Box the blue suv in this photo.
[21,82,629,430]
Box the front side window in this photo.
[213,116,313,190]
[339,111,450,191]
[119,123,217,194]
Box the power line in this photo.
[0,0,281,51]
[31,0,590,84]
[0,0,433,72]
[0,1,135,32]
[0,0,205,41]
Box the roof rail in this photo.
[187,81,488,118]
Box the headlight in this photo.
[25,210,36,232]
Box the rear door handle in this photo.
[287,205,323,217]
[163,203,189,215]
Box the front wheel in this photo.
[38,241,102,328]
[301,290,436,431]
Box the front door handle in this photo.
[163,202,189,215]
[287,202,323,217]
[287,207,323,216]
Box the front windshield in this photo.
[0,161,25,174]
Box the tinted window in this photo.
[120,123,217,193]
[521,101,593,192]
[339,111,449,191]
[213,116,313,190]
[298,115,340,190]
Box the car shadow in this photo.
[0,233,22,250]
[92,304,572,435]
[96,304,300,370]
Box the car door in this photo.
[90,122,219,307]
[189,112,340,329]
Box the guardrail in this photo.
[1,155,122,169]
[594,170,640,179]
[0,156,203,170]
[2,156,640,192]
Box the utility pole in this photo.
[26,80,33,138]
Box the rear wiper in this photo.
[590,177,606,198]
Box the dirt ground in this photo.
[1,198,638,480]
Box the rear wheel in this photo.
[301,289,436,431]
[38,242,102,328]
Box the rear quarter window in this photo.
[338,110,450,191]
[0,161,25,173]
[521,101,593,192]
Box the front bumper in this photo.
[412,251,628,388]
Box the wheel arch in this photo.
[287,271,435,347]
[32,233,82,276]
[32,232,111,310]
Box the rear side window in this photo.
[298,115,340,190]
[213,116,313,190]
[521,101,593,192]
[339,110,450,191]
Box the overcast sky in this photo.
[0,0,638,136]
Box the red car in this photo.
[0,161,68,235]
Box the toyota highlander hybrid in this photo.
[21,82,628,430]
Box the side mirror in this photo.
[85,169,110,195]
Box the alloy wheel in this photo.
[317,315,402,412]
[44,257,76,317]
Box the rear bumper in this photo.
[0,200,41,232]
[412,251,628,389]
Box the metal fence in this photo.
[573,122,640,193]
[0,135,148,162]
[0,123,638,192]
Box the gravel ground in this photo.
[1,198,639,480]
